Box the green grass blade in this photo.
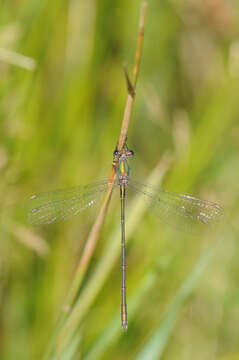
[84,268,158,360]
[135,243,217,360]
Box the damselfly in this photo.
[26,145,223,329]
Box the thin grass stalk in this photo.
[44,2,147,358]
[63,0,147,312]
[118,1,147,150]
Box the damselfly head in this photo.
[113,148,134,159]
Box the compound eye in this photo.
[126,150,134,157]
[113,150,119,157]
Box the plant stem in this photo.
[63,0,147,314]
[45,2,147,358]
[118,1,147,150]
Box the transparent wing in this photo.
[128,180,224,232]
[26,180,116,225]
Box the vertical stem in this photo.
[117,1,147,150]
[133,1,147,88]
[46,3,147,357]
[120,184,128,329]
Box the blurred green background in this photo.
[1,0,239,359]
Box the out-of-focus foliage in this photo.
[1,0,239,359]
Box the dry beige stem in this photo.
[64,1,147,311]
